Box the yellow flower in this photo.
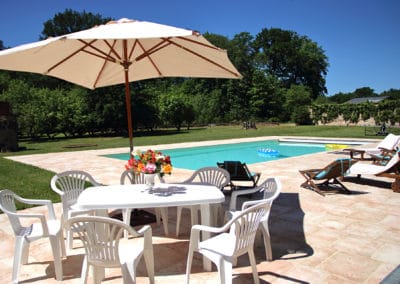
[162,164,172,174]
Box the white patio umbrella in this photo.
[0,18,241,153]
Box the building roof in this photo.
[346,96,388,104]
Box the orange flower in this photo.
[162,164,173,174]
[125,149,172,176]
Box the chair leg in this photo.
[67,229,74,249]
[49,235,63,281]
[122,209,132,238]
[259,220,273,261]
[12,237,25,284]
[81,257,89,284]
[59,229,67,258]
[184,247,194,284]
[121,260,136,284]
[190,206,199,227]
[21,240,30,264]
[159,207,169,236]
[176,206,183,237]
[155,208,161,225]
[333,178,352,194]
[309,180,325,196]
[177,206,198,237]
[218,258,232,284]
[143,247,155,284]
[248,250,260,284]
[93,265,105,284]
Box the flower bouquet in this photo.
[125,149,172,177]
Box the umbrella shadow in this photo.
[268,192,314,260]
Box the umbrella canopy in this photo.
[0,18,241,152]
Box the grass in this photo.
[0,124,388,209]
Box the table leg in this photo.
[200,203,212,271]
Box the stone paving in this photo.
[1,136,400,283]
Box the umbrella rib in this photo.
[103,39,122,61]
[46,39,97,73]
[178,36,221,50]
[166,38,241,77]
[135,40,162,76]
[134,39,172,62]
[128,40,139,60]
[46,39,117,74]
[93,40,118,88]
[79,39,119,63]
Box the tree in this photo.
[284,85,313,123]
[380,88,400,100]
[249,71,285,121]
[159,91,191,131]
[40,9,112,39]
[353,87,377,98]
[328,92,354,104]
[253,28,328,99]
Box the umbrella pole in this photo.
[123,40,134,157]
[124,72,134,156]
[125,79,133,156]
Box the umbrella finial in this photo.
[107,18,136,25]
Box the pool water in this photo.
[105,140,326,170]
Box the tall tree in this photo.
[353,87,377,98]
[253,28,328,99]
[40,9,112,39]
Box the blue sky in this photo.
[0,0,399,96]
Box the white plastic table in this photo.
[75,183,225,271]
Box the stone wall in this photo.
[317,114,378,126]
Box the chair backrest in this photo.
[229,201,270,256]
[184,167,230,189]
[120,170,165,185]
[241,177,281,209]
[315,158,354,180]
[51,170,100,213]
[377,133,400,150]
[218,161,252,181]
[68,216,147,267]
[0,190,21,235]
[377,152,400,174]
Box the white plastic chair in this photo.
[0,189,66,284]
[120,170,169,237]
[227,177,281,261]
[51,170,102,249]
[185,201,270,284]
[67,215,155,284]
[176,167,230,236]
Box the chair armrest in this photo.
[189,224,229,251]
[242,199,271,210]
[7,211,50,235]
[136,224,152,236]
[50,186,65,196]
[343,148,366,159]
[253,172,261,179]
[229,187,261,210]
[13,196,56,220]
[136,225,153,251]
[191,224,227,234]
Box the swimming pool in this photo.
[105,140,327,170]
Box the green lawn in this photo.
[0,124,388,209]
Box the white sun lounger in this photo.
[344,133,400,160]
